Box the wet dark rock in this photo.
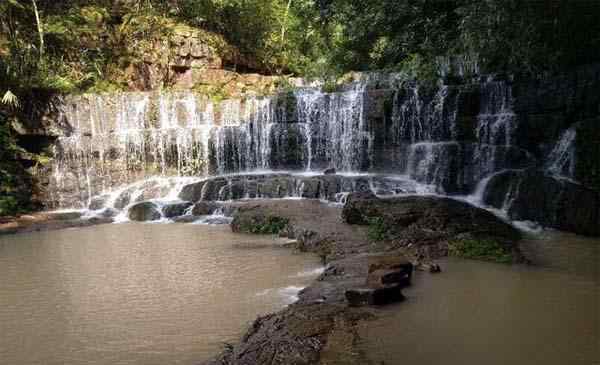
[191,201,219,216]
[574,118,600,193]
[366,255,413,286]
[275,91,298,123]
[218,182,248,200]
[268,124,307,170]
[113,189,132,210]
[323,168,336,175]
[99,208,119,218]
[178,181,206,202]
[366,269,411,287]
[205,303,351,365]
[89,195,109,210]
[162,202,193,218]
[298,178,321,198]
[128,202,162,221]
[201,178,228,201]
[484,169,600,236]
[343,192,520,242]
[345,284,405,307]
[318,175,342,201]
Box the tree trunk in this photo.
[31,0,44,60]
[280,0,292,49]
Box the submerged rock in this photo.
[128,202,162,222]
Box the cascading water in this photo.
[49,74,586,232]
[546,127,577,179]
[51,85,376,209]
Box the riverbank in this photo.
[205,194,523,364]
[0,211,113,235]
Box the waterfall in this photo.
[49,76,566,213]
[389,85,459,144]
[298,87,371,171]
[51,86,374,208]
[546,127,577,179]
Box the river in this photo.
[0,223,322,365]
[358,231,600,365]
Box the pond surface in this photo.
[0,223,322,365]
[358,231,600,365]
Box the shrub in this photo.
[448,238,513,264]
[367,216,387,242]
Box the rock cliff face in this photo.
[126,25,290,94]
[21,65,600,235]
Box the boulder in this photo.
[178,181,206,202]
[201,178,228,201]
[89,195,109,210]
[99,208,119,218]
[191,201,219,216]
[162,202,193,218]
[366,269,411,288]
[128,202,162,222]
[345,284,405,307]
[343,193,520,242]
[298,178,321,199]
[113,189,132,210]
[323,168,336,175]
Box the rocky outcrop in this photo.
[343,193,521,243]
[574,118,600,192]
[127,202,162,221]
[483,169,600,236]
[162,202,193,218]
[176,173,422,203]
[206,195,525,364]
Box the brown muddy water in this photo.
[359,231,600,365]
[0,223,322,365]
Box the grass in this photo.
[367,216,388,241]
[242,215,290,235]
[448,238,513,264]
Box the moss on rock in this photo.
[232,212,290,235]
[448,238,514,264]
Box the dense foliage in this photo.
[318,0,600,77]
